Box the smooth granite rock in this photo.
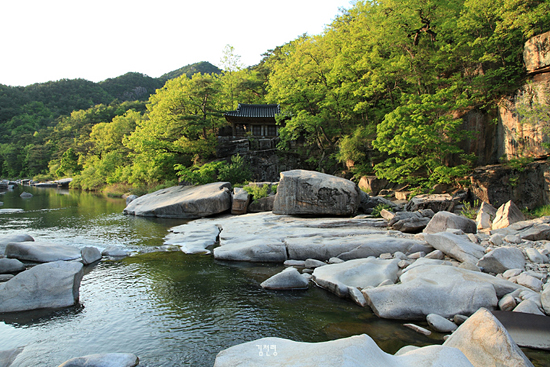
[0,347,24,367]
[81,246,101,265]
[476,247,525,274]
[5,242,81,263]
[213,334,474,367]
[424,211,477,234]
[123,182,232,219]
[423,232,485,264]
[313,258,400,298]
[443,308,534,367]
[493,201,525,230]
[426,314,457,333]
[231,187,251,215]
[0,233,34,255]
[0,261,83,313]
[542,286,550,315]
[364,265,524,320]
[57,353,139,367]
[513,299,545,315]
[0,258,26,274]
[272,170,360,216]
[260,267,309,290]
[476,202,497,230]
[405,194,453,213]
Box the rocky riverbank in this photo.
[2,169,550,366]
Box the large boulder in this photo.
[123,183,232,219]
[272,170,360,216]
[476,247,525,274]
[260,267,309,290]
[313,258,400,298]
[81,246,102,265]
[213,334,474,367]
[5,242,81,263]
[423,211,477,234]
[364,265,524,320]
[231,187,250,215]
[493,201,525,230]
[0,261,83,313]
[384,210,434,233]
[423,232,485,264]
[57,353,139,367]
[443,308,534,367]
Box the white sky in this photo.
[0,0,354,87]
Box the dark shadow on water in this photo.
[0,304,84,327]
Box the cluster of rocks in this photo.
[0,233,126,313]
[127,169,549,365]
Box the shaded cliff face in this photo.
[498,32,550,161]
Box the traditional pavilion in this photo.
[224,103,282,137]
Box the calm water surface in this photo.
[0,187,548,366]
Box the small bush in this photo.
[371,203,392,218]
[460,199,480,219]
[243,184,275,203]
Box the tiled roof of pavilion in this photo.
[224,104,280,118]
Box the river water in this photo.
[0,186,548,366]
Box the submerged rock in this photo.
[57,353,139,367]
[213,334,474,367]
[0,261,83,313]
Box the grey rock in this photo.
[0,274,14,282]
[125,194,138,205]
[405,194,453,213]
[499,294,517,311]
[489,233,504,246]
[101,247,130,258]
[476,247,525,274]
[6,242,81,263]
[247,195,275,213]
[443,308,534,367]
[513,299,545,316]
[213,334,474,367]
[425,250,444,260]
[503,268,523,279]
[424,211,477,234]
[231,187,250,215]
[81,246,101,265]
[403,323,432,336]
[516,273,543,292]
[328,257,345,264]
[348,286,368,307]
[401,257,452,274]
[525,247,546,263]
[20,192,33,198]
[364,265,524,320]
[0,261,83,313]
[504,234,522,244]
[304,258,326,269]
[424,232,485,264]
[260,267,309,290]
[542,286,550,315]
[284,260,306,267]
[313,258,399,298]
[458,262,481,272]
[0,234,34,255]
[493,201,525,230]
[0,347,24,367]
[123,182,232,219]
[57,353,139,367]
[476,202,497,230]
[427,314,457,333]
[273,170,360,216]
[0,258,25,274]
[453,315,468,325]
[214,240,287,262]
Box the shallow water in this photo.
[0,186,548,366]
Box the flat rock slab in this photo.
[272,170,360,216]
[58,353,139,367]
[0,347,24,367]
[170,212,426,262]
[0,233,33,255]
[423,211,476,234]
[213,334,474,367]
[0,261,83,313]
[0,258,26,274]
[5,242,81,263]
[123,182,232,219]
[444,308,534,367]
[313,258,399,298]
[364,265,525,320]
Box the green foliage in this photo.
[159,61,222,82]
[243,183,277,203]
[175,161,225,186]
[460,199,480,219]
[217,154,251,184]
[99,72,163,101]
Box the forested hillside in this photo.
[1,0,549,194]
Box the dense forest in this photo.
[1,0,549,194]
